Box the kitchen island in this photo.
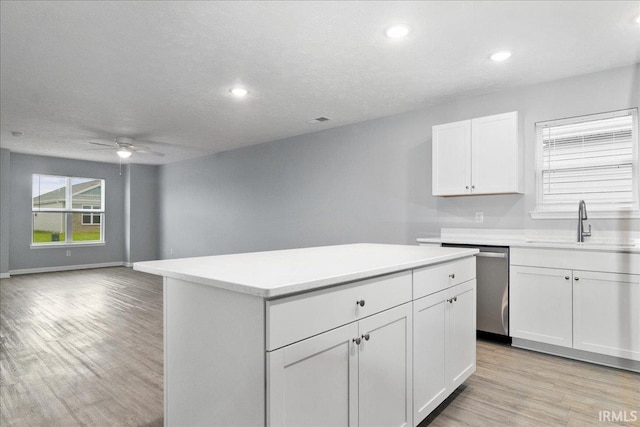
[134,243,478,427]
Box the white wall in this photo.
[0,149,10,276]
[158,64,639,259]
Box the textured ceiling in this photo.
[1,1,639,165]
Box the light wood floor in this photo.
[1,267,638,426]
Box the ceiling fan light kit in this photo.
[116,148,133,159]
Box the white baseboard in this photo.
[9,261,125,276]
[123,262,133,267]
[0,272,10,279]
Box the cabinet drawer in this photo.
[266,271,412,351]
[413,257,475,299]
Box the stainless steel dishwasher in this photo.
[442,244,510,343]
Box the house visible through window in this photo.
[32,175,105,245]
[81,205,101,225]
[533,108,639,218]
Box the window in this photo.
[32,175,105,245]
[533,109,639,218]
[81,205,101,225]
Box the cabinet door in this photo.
[413,290,448,426]
[432,120,471,196]
[358,303,413,427]
[447,280,476,390]
[510,266,573,347]
[471,111,520,194]
[267,322,359,427]
[573,270,640,361]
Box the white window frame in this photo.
[31,174,106,246]
[531,108,639,219]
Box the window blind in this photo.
[535,109,638,213]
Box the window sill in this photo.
[530,211,640,219]
[30,242,106,249]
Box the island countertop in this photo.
[133,243,478,298]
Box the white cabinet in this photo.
[510,247,640,369]
[413,262,476,426]
[358,304,413,427]
[267,323,359,427]
[413,290,447,422]
[431,119,471,196]
[510,266,573,348]
[448,280,476,390]
[573,270,640,361]
[432,111,522,196]
[267,303,413,427]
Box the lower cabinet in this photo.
[267,303,413,427]
[510,266,573,347]
[510,248,640,367]
[413,280,476,425]
[573,270,640,361]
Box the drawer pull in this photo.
[356,300,366,307]
[362,333,370,341]
[565,276,570,280]
[449,273,455,279]
[574,277,580,281]
[454,296,457,302]
[353,337,362,345]
[447,298,453,304]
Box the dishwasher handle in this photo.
[475,252,507,259]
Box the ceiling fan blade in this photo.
[82,147,114,151]
[88,141,115,147]
[130,144,165,156]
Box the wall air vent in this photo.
[306,117,331,124]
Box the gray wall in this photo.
[0,149,10,276]
[126,164,159,264]
[9,153,127,271]
[159,64,639,259]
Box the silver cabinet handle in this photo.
[449,273,455,279]
[565,276,570,280]
[356,300,365,307]
[353,337,362,345]
[362,333,370,341]
[574,277,580,281]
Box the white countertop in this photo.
[134,243,478,298]
[416,229,640,253]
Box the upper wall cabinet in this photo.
[432,111,523,196]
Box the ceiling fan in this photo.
[86,136,165,159]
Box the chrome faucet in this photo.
[577,200,591,243]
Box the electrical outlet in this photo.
[66,250,71,257]
[475,211,484,223]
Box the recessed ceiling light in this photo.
[230,87,248,97]
[385,24,410,39]
[490,51,512,62]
